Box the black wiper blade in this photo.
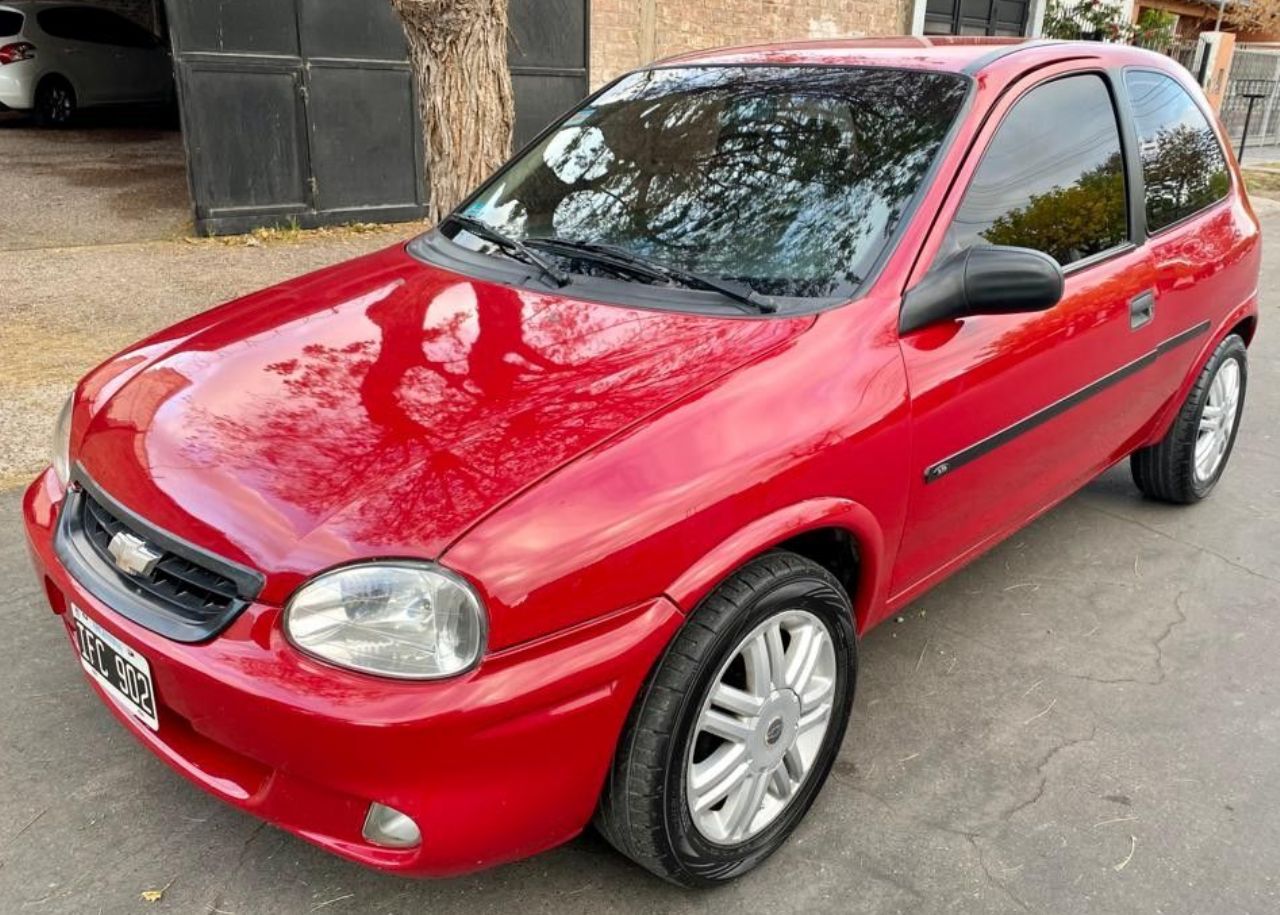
[523,237,672,283]
[443,214,570,287]
[667,268,778,315]
[528,238,777,314]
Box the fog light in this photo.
[362,802,421,848]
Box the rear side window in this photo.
[37,7,156,46]
[943,74,1128,267]
[36,7,90,40]
[1125,70,1230,232]
[0,10,23,36]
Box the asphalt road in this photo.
[2,219,1278,913]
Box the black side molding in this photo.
[923,320,1211,483]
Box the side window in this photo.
[1125,70,1230,232]
[37,7,155,47]
[943,74,1128,267]
[36,8,90,41]
[0,11,23,37]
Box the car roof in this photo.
[0,1,102,10]
[657,36,1176,78]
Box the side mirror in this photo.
[899,245,1065,334]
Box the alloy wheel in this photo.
[47,86,72,124]
[685,609,837,844]
[1194,356,1241,482]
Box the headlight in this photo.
[284,562,486,679]
[51,393,73,485]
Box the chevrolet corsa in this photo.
[23,38,1260,885]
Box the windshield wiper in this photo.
[526,237,777,314]
[523,237,672,283]
[443,215,570,288]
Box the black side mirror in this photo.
[899,245,1065,334]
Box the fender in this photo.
[665,498,888,635]
[1144,293,1259,444]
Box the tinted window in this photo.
[943,74,1128,266]
[37,8,89,40]
[1125,70,1229,232]
[435,66,969,300]
[37,7,155,46]
[0,10,22,36]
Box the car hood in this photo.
[75,244,812,602]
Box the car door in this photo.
[890,67,1167,601]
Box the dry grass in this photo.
[1243,168,1280,200]
[188,219,424,248]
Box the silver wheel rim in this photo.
[1194,357,1241,483]
[686,609,837,845]
[48,87,71,122]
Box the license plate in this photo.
[71,605,159,731]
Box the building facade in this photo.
[591,0,1048,85]
[91,0,1052,234]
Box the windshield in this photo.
[432,66,968,303]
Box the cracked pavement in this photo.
[1,214,1277,913]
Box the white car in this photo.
[0,1,173,125]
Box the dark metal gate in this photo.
[509,0,590,148]
[1221,50,1280,152]
[166,0,426,235]
[922,0,1030,37]
[167,0,589,236]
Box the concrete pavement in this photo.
[1,220,1277,913]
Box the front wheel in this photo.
[595,551,856,886]
[1131,333,1247,504]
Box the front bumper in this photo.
[23,469,682,876]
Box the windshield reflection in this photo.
[444,66,968,300]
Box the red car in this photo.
[23,37,1258,885]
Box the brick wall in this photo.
[590,0,914,86]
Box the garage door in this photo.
[510,0,590,148]
[167,0,589,235]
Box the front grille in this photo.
[80,493,239,623]
[54,471,264,643]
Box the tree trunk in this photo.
[389,0,515,224]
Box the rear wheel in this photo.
[34,78,75,127]
[595,551,856,886]
[1131,333,1247,503]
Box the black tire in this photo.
[595,551,856,886]
[34,77,76,128]
[1131,333,1247,504]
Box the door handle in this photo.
[1129,290,1155,330]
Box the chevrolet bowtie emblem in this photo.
[107,531,163,577]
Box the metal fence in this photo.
[1131,35,1204,77]
[1221,49,1280,151]
[1165,38,1203,75]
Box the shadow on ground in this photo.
[0,106,188,250]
